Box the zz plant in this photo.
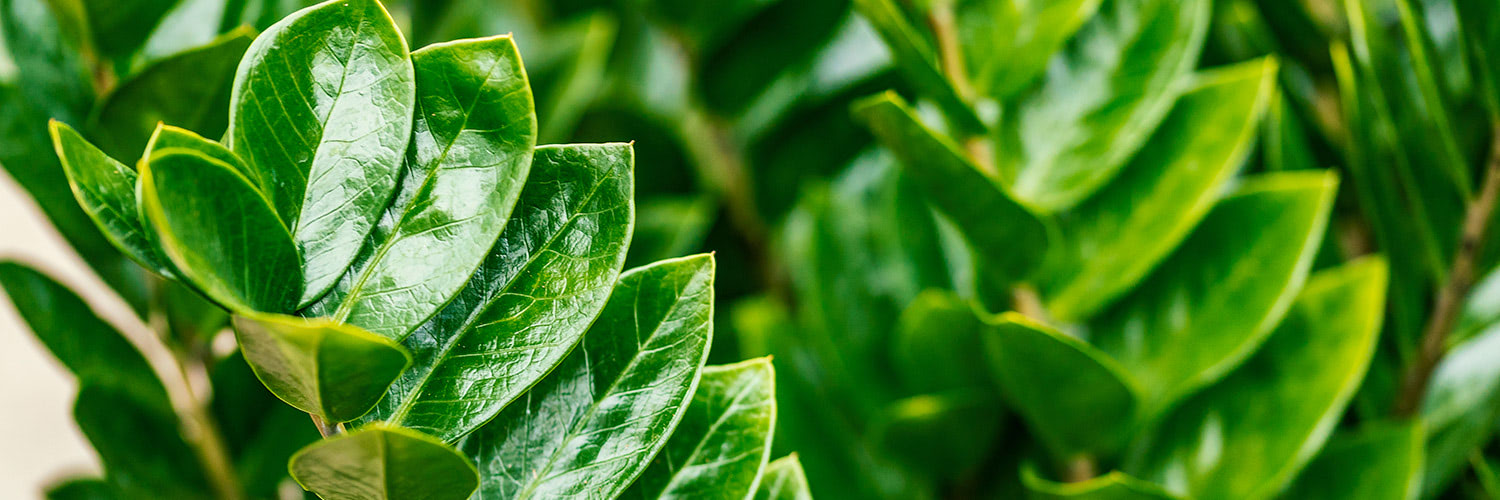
[1,0,808,499]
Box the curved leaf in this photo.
[464,254,715,500]
[289,424,478,500]
[997,0,1210,210]
[1420,320,1500,494]
[45,477,114,500]
[754,455,813,500]
[231,311,411,423]
[850,0,984,132]
[49,120,173,276]
[1041,58,1277,321]
[1021,466,1178,500]
[625,358,776,500]
[80,0,178,60]
[139,126,302,313]
[959,0,1101,99]
[1087,171,1336,416]
[892,289,993,395]
[1283,423,1424,500]
[1125,258,1387,499]
[74,385,212,500]
[369,143,633,441]
[307,34,537,339]
[226,0,417,305]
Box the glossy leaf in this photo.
[1086,171,1336,416]
[1420,320,1500,494]
[231,311,411,422]
[1041,58,1277,321]
[289,424,478,500]
[1125,258,1387,499]
[870,391,1002,480]
[1022,466,1178,500]
[90,28,255,161]
[309,34,537,339]
[892,289,993,395]
[850,0,984,132]
[754,455,813,500]
[73,385,212,499]
[625,357,776,500]
[996,0,1210,210]
[49,120,173,276]
[139,126,302,313]
[226,0,417,305]
[854,91,1048,285]
[369,143,633,441]
[985,312,1139,458]
[958,0,1101,99]
[464,254,715,499]
[1282,423,1424,500]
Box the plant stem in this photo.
[1394,126,1500,417]
[310,413,340,438]
[1064,455,1097,483]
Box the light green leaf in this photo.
[1021,465,1179,500]
[1125,258,1387,499]
[1041,58,1277,321]
[958,0,1101,99]
[892,289,993,395]
[48,120,173,276]
[997,0,1210,210]
[73,385,212,499]
[1283,423,1424,500]
[308,34,537,339]
[1086,171,1336,416]
[464,255,715,499]
[230,311,410,422]
[625,358,776,500]
[1420,320,1500,494]
[753,455,813,500]
[90,28,254,161]
[369,143,633,441]
[985,312,1139,459]
[853,91,1048,285]
[226,0,416,306]
[139,125,302,313]
[850,0,984,132]
[288,424,478,500]
[870,391,1002,480]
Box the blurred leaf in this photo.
[288,424,478,500]
[81,0,181,62]
[1420,320,1500,494]
[231,311,410,423]
[996,0,1210,210]
[1283,423,1424,500]
[1262,90,1320,171]
[1040,58,1276,322]
[628,195,717,267]
[957,0,1100,99]
[1126,258,1387,499]
[45,477,114,500]
[49,120,174,276]
[1455,0,1500,116]
[754,455,813,500]
[870,391,1001,480]
[892,289,992,395]
[1021,465,1179,500]
[463,255,714,499]
[701,0,859,118]
[851,0,983,132]
[209,352,318,498]
[74,385,212,499]
[1,0,92,122]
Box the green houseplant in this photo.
[0,0,808,498]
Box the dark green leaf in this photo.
[754,455,813,500]
[996,0,1210,210]
[892,289,993,395]
[209,352,319,498]
[1455,0,1500,116]
[49,120,173,276]
[81,0,180,61]
[1125,258,1387,499]
[74,385,211,499]
[851,0,984,132]
[1283,423,1424,500]
[870,391,1002,480]
[464,255,714,499]
[1040,58,1277,321]
[368,143,632,441]
[0,0,92,122]
[627,195,717,268]
[958,0,1100,99]
[230,311,410,422]
[625,357,776,500]
[307,34,537,339]
[45,477,115,500]
[288,424,478,500]
[226,0,416,306]
[1021,466,1178,500]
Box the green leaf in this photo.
[627,195,717,268]
[892,289,993,395]
[869,391,1002,480]
[209,352,319,498]
[368,143,633,441]
[73,385,212,499]
[0,261,170,413]
[463,254,715,499]
[90,28,255,161]
[307,34,537,339]
[1021,466,1179,500]
[958,0,1101,99]
[753,455,813,500]
[624,357,776,500]
[996,0,1210,210]
[1125,258,1387,499]
[1086,171,1336,416]
[139,125,302,313]
[853,91,1048,285]
[850,0,985,133]
[1283,423,1424,500]
[0,0,92,122]
[1040,57,1277,321]
[48,120,174,276]
[1455,0,1500,116]
[45,477,115,500]
[80,0,180,61]
[288,424,478,500]
[985,312,1139,459]
[1420,321,1500,494]
[230,311,411,422]
[226,0,417,306]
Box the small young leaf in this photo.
[226,0,417,306]
[49,120,173,276]
[625,358,776,500]
[74,385,212,499]
[1282,423,1424,500]
[288,424,478,500]
[464,255,715,499]
[754,455,813,500]
[1021,465,1179,500]
[231,311,410,423]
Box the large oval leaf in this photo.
[231,311,411,423]
[1125,258,1387,499]
[1282,423,1423,500]
[226,0,416,306]
[1086,171,1336,416]
[996,0,1210,210]
[288,424,478,500]
[307,34,536,339]
[624,357,776,500]
[463,254,715,499]
[49,120,173,276]
[1040,58,1277,321]
[368,143,633,441]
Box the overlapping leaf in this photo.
[50,121,173,276]
[754,455,813,500]
[289,424,478,500]
[231,311,411,423]
[1283,423,1423,500]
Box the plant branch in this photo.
[310,413,340,438]
[1394,126,1500,417]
